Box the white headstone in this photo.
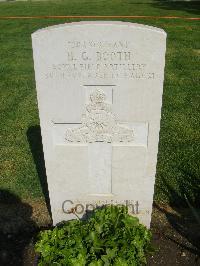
[32,21,166,227]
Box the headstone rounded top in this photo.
[32,21,167,38]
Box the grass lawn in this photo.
[0,0,199,207]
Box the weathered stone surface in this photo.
[32,21,166,227]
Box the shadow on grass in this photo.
[154,202,200,257]
[160,164,200,208]
[154,169,200,256]
[151,0,200,16]
[27,126,51,217]
[0,189,38,266]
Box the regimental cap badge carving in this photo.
[65,89,134,143]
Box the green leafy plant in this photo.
[35,205,154,265]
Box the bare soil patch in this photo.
[0,199,199,266]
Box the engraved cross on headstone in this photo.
[65,89,134,195]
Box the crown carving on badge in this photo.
[90,89,106,104]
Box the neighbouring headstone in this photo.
[32,21,166,227]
